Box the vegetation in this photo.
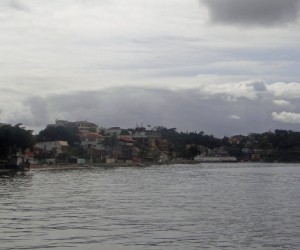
[36,126,80,146]
[157,127,221,159]
[0,124,35,158]
[157,127,300,162]
[1,123,300,162]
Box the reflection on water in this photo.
[1,163,300,249]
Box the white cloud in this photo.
[272,111,300,124]
[273,100,291,106]
[268,82,300,99]
[198,80,266,101]
[229,115,240,120]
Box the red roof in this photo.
[119,136,135,143]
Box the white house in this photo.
[35,141,69,154]
[79,132,104,151]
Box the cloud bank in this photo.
[1,80,299,137]
[1,1,300,137]
[201,0,300,26]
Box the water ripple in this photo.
[1,163,300,249]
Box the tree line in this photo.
[157,127,300,162]
[1,124,300,162]
[0,124,34,158]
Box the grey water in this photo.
[1,163,300,250]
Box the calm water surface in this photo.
[1,163,300,249]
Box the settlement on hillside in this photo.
[1,120,300,164]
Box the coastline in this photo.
[0,161,192,172]
[2,161,299,173]
[28,160,199,170]
[28,164,91,170]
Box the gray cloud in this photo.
[0,0,30,12]
[9,0,30,12]
[18,86,300,137]
[248,81,267,92]
[23,97,49,126]
[1,1,300,137]
[201,0,300,26]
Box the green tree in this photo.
[120,130,130,135]
[36,126,79,146]
[0,124,35,158]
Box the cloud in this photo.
[2,79,300,137]
[249,81,267,91]
[268,82,300,99]
[0,81,299,136]
[272,111,300,124]
[273,100,291,106]
[1,1,300,137]
[23,97,49,126]
[229,115,240,120]
[198,80,267,101]
[9,0,30,12]
[201,0,300,26]
[4,85,294,137]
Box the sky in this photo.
[1,0,300,137]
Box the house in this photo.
[79,131,104,151]
[252,154,261,161]
[242,147,252,154]
[145,130,161,139]
[118,136,135,145]
[24,148,34,158]
[132,126,147,139]
[105,127,122,136]
[157,139,170,154]
[48,120,70,127]
[208,147,229,157]
[228,135,245,145]
[47,120,99,132]
[34,141,69,155]
[114,141,134,161]
[73,121,98,132]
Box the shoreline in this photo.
[28,160,198,170]
[3,160,299,173]
[29,164,90,170]
[1,161,198,172]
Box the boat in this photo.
[136,163,146,167]
[194,155,237,162]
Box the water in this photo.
[1,163,300,249]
